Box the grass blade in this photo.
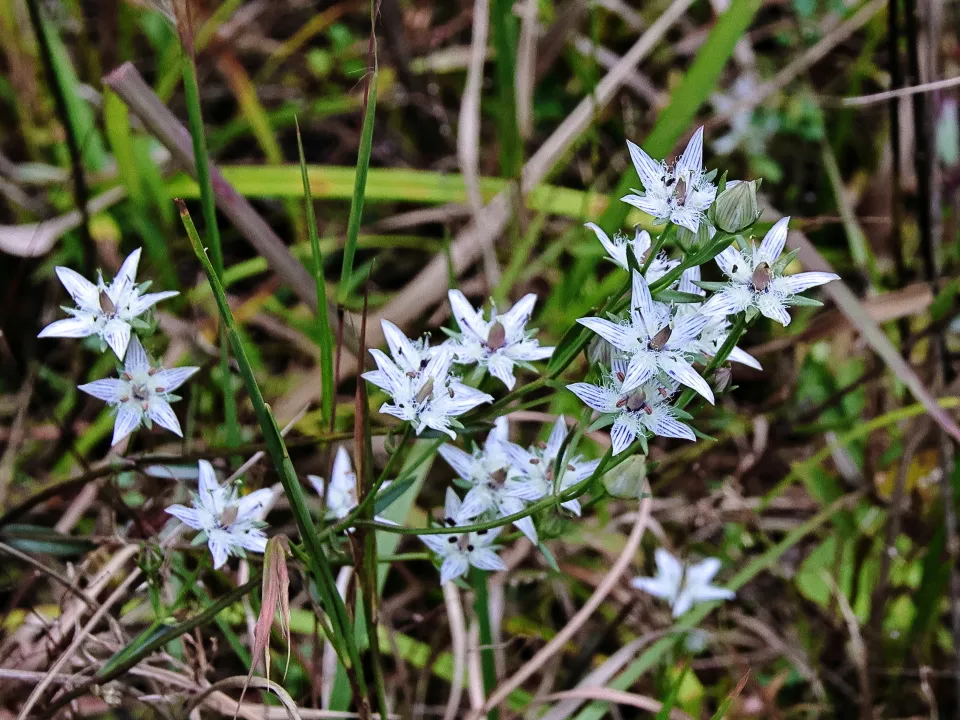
[177,200,369,703]
[338,12,379,306]
[296,120,336,426]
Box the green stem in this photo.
[180,51,239,454]
[179,202,369,700]
[356,447,616,536]
[471,568,500,720]
[318,425,414,539]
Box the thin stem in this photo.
[179,202,368,700]
[180,47,240,455]
[471,568,500,720]
[357,447,616,536]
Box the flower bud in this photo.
[712,365,733,393]
[713,180,761,233]
[602,455,647,499]
[676,222,714,249]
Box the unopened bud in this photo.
[602,455,647,499]
[676,222,714,248]
[712,365,733,393]
[713,180,761,233]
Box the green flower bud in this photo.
[602,455,648,499]
[713,180,761,233]
[676,222,714,249]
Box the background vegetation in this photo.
[1,0,959,717]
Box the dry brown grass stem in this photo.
[467,492,651,718]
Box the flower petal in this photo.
[440,554,469,584]
[501,293,537,333]
[38,315,96,339]
[115,248,142,289]
[567,382,619,413]
[448,289,487,341]
[774,271,840,295]
[728,346,762,370]
[486,354,516,389]
[198,460,220,500]
[545,416,568,462]
[676,126,704,176]
[444,487,463,520]
[438,444,477,481]
[757,293,792,326]
[165,504,204,529]
[610,416,636,455]
[653,414,696,441]
[662,357,714,405]
[111,406,142,446]
[577,317,632,350]
[207,531,231,569]
[381,319,421,371]
[147,398,183,436]
[626,139,664,190]
[236,488,274,521]
[585,222,624,268]
[127,290,179,317]
[55,267,99,310]
[758,216,789,265]
[470,548,507,573]
[103,320,132,360]
[152,366,199,393]
[77,379,126,403]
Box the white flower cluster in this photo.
[419,415,597,583]
[39,248,198,447]
[362,291,554,439]
[568,129,839,455]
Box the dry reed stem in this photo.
[467,492,652,718]
[441,581,468,720]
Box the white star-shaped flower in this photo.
[621,127,718,233]
[445,290,554,390]
[38,248,179,359]
[501,415,599,516]
[362,324,492,439]
[77,335,198,446]
[584,223,680,285]
[418,487,508,584]
[676,266,761,370]
[630,548,734,617]
[307,446,391,528]
[567,359,695,455]
[700,217,839,326]
[380,318,438,376]
[577,271,714,404]
[165,460,272,569]
[438,417,538,544]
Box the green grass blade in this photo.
[178,200,368,699]
[338,60,378,305]
[296,120,336,426]
[491,0,521,176]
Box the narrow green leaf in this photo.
[338,71,378,305]
[296,120,335,426]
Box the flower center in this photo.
[752,262,773,292]
[648,325,672,351]
[485,321,507,352]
